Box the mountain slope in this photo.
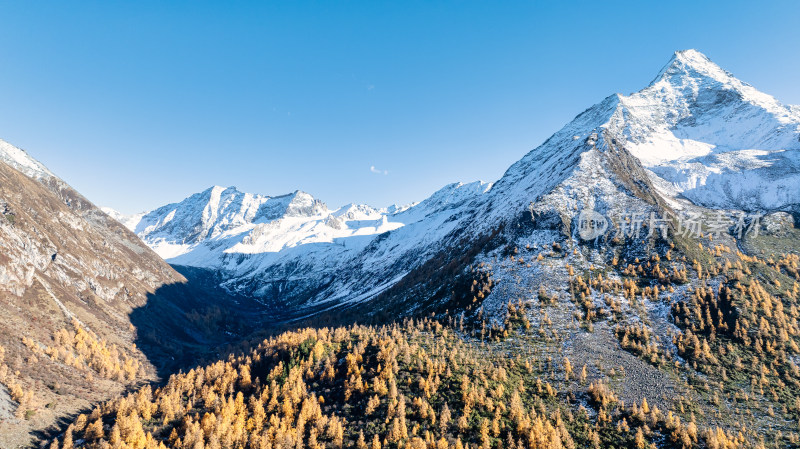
[0,139,55,180]
[110,181,492,308]
[0,141,262,447]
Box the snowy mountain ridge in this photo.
[0,138,55,180]
[489,49,800,218]
[108,184,440,262]
[106,180,493,303]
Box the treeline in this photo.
[0,319,146,422]
[23,318,144,382]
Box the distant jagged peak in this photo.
[126,185,332,251]
[199,184,268,206]
[385,203,415,214]
[100,207,143,231]
[283,189,329,217]
[175,186,327,220]
[333,203,382,220]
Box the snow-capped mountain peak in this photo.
[332,203,382,220]
[651,49,735,87]
[596,50,800,211]
[650,49,795,117]
[614,50,799,165]
[470,49,800,230]
[282,190,329,217]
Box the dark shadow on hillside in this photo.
[129,266,270,380]
[28,409,88,446]
[27,223,508,448]
[129,221,512,381]
[26,268,264,448]
[28,379,151,446]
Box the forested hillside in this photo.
[50,230,800,449]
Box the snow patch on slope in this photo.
[0,139,55,180]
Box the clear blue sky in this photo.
[1,1,798,214]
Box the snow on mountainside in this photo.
[112,49,800,309]
[0,138,55,180]
[110,186,391,261]
[608,50,800,210]
[622,49,800,164]
[109,181,492,301]
[128,187,330,260]
[100,206,144,231]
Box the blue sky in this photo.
[1,1,799,214]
